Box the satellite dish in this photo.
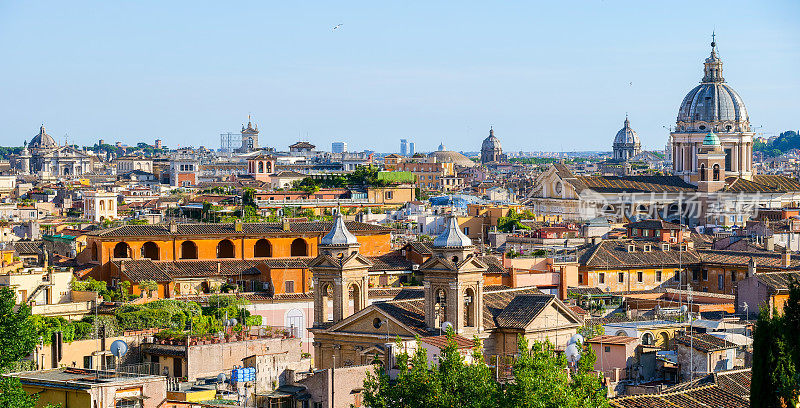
[110,340,128,358]
[230,318,238,326]
[441,321,453,333]
[565,343,581,364]
[568,334,584,346]
[217,373,226,383]
[679,305,688,314]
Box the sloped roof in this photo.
[673,333,736,352]
[724,174,800,193]
[577,240,701,268]
[87,221,391,238]
[495,294,554,329]
[754,270,800,292]
[572,175,697,194]
[610,384,748,408]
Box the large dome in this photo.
[613,117,640,145]
[30,125,57,149]
[481,128,502,151]
[676,41,750,133]
[428,150,475,167]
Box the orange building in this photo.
[77,220,393,298]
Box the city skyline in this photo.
[0,1,797,152]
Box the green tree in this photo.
[751,279,800,407]
[0,376,43,408]
[0,287,38,372]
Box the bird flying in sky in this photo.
[332,24,342,31]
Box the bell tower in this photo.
[696,131,726,193]
[421,215,485,334]
[309,212,372,326]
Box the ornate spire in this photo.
[702,33,724,83]
[489,126,494,137]
[433,215,472,248]
[320,211,358,246]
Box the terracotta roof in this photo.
[112,258,309,281]
[403,241,432,255]
[572,175,697,194]
[724,174,800,193]
[624,219,684,230]
[368,252,413,272]
[495,294,555,329]
[113,259,172,282]
[674,333,736,352]
[568,287,605,296]
[698,249,800,269]
[753,270,800,292]
[419,335,474,349]
[610,384,748,408]
[661,369,751,400]
[478,255,507,274]
[586,335,638,345]
[14,241,43,255]
[87,221,392,238]
[578,239,701,268]
[372,286,547,336]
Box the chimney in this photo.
[120,260,126,272]
[747,257,756,277]
[282,218,290,232]
[766,235,775,252]
[169,222,177,234]
[781,248,792,268]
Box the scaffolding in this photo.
[219,132,241,155]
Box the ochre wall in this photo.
[90,232,391,264]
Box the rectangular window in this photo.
[702,270,709,281]
[285,281,295,293]
[463,227,469,235]
[718,274,724,290]
[656,271,662,282]
[578,274,584,285]
[83,356,93,369]
[731,271,736,282]
[618,272,624,283]
[637,271,643,282]
[724,148,732,171]
[604,346,611,353]
[599,273,605,284]
[674,270,680,281]
[692,270,699,281]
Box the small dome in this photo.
[30,125,57,149]
[428,150,475,167]
[481,128,502,151]
[433,216,472,248]
[702,131,721,146]
[320,212,358,246]
[613,117,640,145]
[437,142,446,151]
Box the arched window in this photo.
[180,241,198,259]
[266,162,272,173]
[321,284,333,322]
[141,241,160,260]
[464,288,476,327]
[285,308,304,338]
[258,161,264,173]
[113,242,130,259]
[642,332,655,346]
[217,239,235,258]
[349,283,363,316]
[254,239,272,258]
[713,164,720,181]
[91,243,99,261]
[435,289,447,327]
[99,200,105,211]
[290,238,308,256]
[700,164,706,181]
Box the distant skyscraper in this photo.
[409,142,415,156]
[400,139,408,156]
[332,141,347,153]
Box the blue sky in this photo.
[0,1,797,153]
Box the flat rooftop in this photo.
[9,367,163,387]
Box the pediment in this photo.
[324,305,418,338]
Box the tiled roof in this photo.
[724,174,800,193]
[113,259,172,282]
[419,335,475,349]
[578,239,701,268]
[404,241,432,255]
[610,384,749,408]
[586,335,638,345]
[754,270,800,292]
[373,286,546,336]
[87,221,392,238]
[368,252,413,272]
[698,249,800,269]
[568,286,605,296]
[572,175,697,194]
[662,368,751,400]
[624,219,684,230]
[478,255,507,274]
[495,294,554,329]
[673,333,736,352]
[14,240,43,255]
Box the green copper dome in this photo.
[702,131,721,146]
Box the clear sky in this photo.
[0,1,797,153]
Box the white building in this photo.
[83,191,118,222]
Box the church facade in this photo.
[12,125,93,177]
[308,214,581,369]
